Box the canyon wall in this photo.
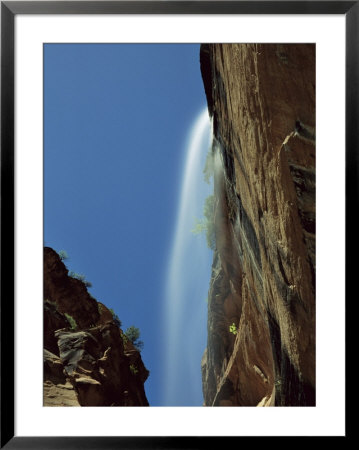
[43,247,149,406]
[200,44,315,406]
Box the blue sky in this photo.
[44,44,212,406]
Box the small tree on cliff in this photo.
[191,194,215,250]
[58,250,68,261]
[124,326,144,352]
[68,271,93,288]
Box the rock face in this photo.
[43,247,149,406]
[200,44,315,406]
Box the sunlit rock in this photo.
[201,44,316,406]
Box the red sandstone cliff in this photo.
[43,247,149,406]
[200,44,315,406]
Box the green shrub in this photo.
[129,364,138,375]
[44,298,57,307]
[229,323,238,335]
[65,313,77,330]
[124,326,144,351]
[191,145,217,250]
[191,194,215,250]
[191,219,207,235]
[68,271,92,288]
[58,250,68,261]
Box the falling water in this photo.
[162,108,213,406]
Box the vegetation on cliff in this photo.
[124,325,144,352]
[191,195,216,250]
[43,246,149,406]
[191,148,216,250]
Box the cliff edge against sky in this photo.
[44,247,149,406]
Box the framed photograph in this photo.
[1,1,351,447]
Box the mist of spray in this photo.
[162,108,213,406]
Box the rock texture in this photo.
[43,247,149,406]
[200,44,315,406]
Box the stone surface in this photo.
[55,324,149,406]
[200,44,315,406]
[43,349,79,406]
[44,300,70,355]
[44,247,100,329]
[43,247,149,406]
[97,302,114,325]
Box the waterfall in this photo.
[162,108,213,406]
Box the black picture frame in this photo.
[1,1,352,447]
